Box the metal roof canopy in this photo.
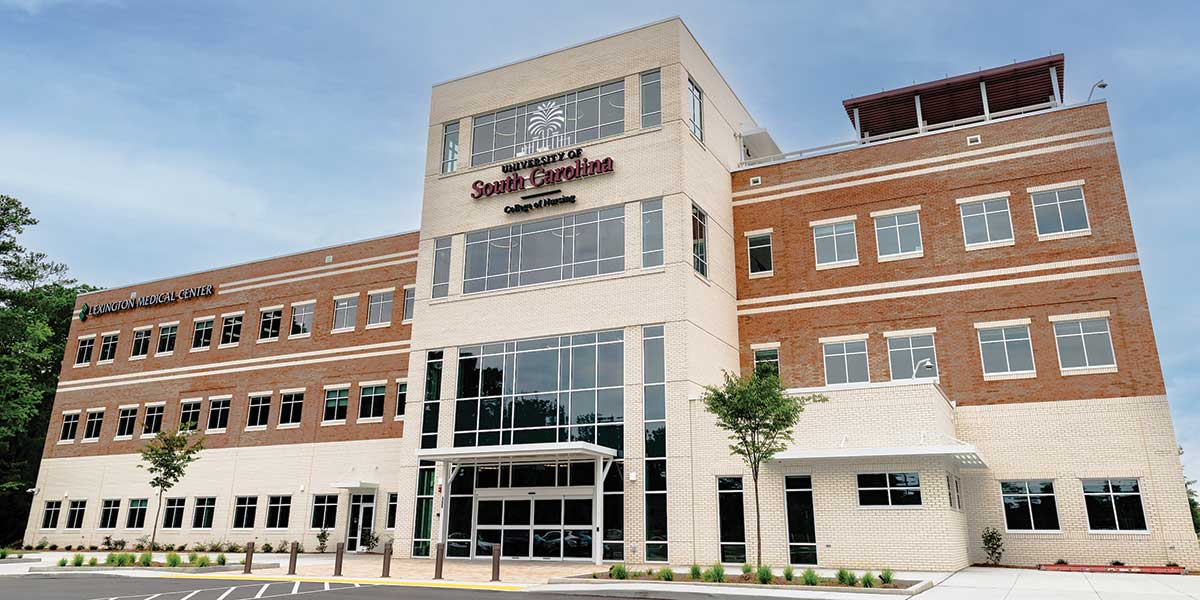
[415,441,617,464]
[843,55,1065,139]
[774,443,986,468]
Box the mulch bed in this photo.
[592,571,911,588]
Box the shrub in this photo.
[101,535,112,550]
[1055,558,1068,565]
[658,567,673,581]
[105,553,118,566]
[194,555,210,567]
[88,557,97,566]
[756,565,773,584]
[35,539,48,550]
[836,568,852,585]
[57,558,67,567]
[741,562,753,574]
[48,544,58,551]
[89,545,98,551]
[166,552,182,568]
[187,552,199,564]
[227,543,243,553]
[217,553,226,566]
[114,553,130,567]
[0,548,7,559]
[609,563,628,580]
[1110,560,1125,567]
[802,568,820,586]
[207,542,222,552]
[177,543,187,552]
[706,563,725,583]
[844,571,859,586]
[316,529,330,553]
[64,545,73,551]
[981,527,1004,565]
[261,542,274,553]
[862,572,877,588]
[72,554,84,567]
[23,545,32,551]
[783,565,794,581]
[112,539,127,550]
[690,564,702,579]
[139,552,152,567]
[1167,561,1180,567]
[880,568,894,584]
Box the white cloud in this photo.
[0,0,117,15]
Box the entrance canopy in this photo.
[415,441,617,464]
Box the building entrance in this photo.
[474,491,594,560]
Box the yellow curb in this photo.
[158,572,528,591]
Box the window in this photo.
[412,466,434,556]
[395,382,408,418]
[157,325,177,354]
[367,290,393,326]
[279,391,303,426]
[470,80,624,167]
[1083,478,1147,531]
[687,78,703,140]
[130,329,151,358]
[290,302,315,337]
[126,499,148,529]
[874,211,922,258]
[359,384,386,420]
[163,498,185,529]
[887,334,938,380]
[753,348,779,377]
[421,351,443,450]
[312,494,338,528]
[332,296,358,331]
[143,405,164,435]
[192,497,216,528]
[692,205,708,277]
[642,199,664,268]
[947,475,962,510]
[640,70,661,128]
[323,388,349,423]
[858,472,922,506]
[220,315,242,346]
[41,500,61,529]
[180,401,201,431]
[207,398,230,431]
[978,325,1035,376]
[266,496,291,529]
[747,233,773,275]
[83,410,104,441]
[99,499,120,529]
[785,476,817,564]
[1001,480,1060,531]
[259,309,282,341]
[1032,186,1089,237]
[74,337,95,365]
[246,394,271,428]
[402,288,415,322]
[441,121,460,174]
[59,413,79,442]
[463,207,623,293]
[717,477,746,563]
[192,319,214,349]
[813,221,858,266]
[386,492,398,529]
[960,197,1014,247]
[233,496,258,529]
[116,407,137,438]
[823,340,869,385]
[65,500,86,529]
[98,333,118,362]
[1054,318,1116,370]
[642,324,666,562]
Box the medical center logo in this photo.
[521,100,571,155]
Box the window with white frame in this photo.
[74,336,94,365]
[960,197,1014,246]
[432,238,452,298]
[279,391,303,426]
[813,221,857,266]
[116,407,136,438]
[41,500,61,529]
[402,288,415,322]
[692,204,708,277]
[83,410,104,440]
[179,400,201,431]
[1053,318,1116,370]
[130,329,151,358]
[65,499,87,529]
[162,498,185,529]
[246,394,271,428]
[395,382,407,418]
[1032,185,1089,237]
[978,325,1035,376]
[887,334,938,380]
[687,78,703,140]
[98,333,118,362]
[312,494,338,528]
[642,199,664,268]
[367,290,393,326]
[332,296,358,331]
[324,388,349,423]
[947,474,962,510]
[717,477,747,563]
[157,325,177,354]
[857,472,921,506]
[359,384,386,420]
[753,348,779,376]
[874,211,922,258]
[192,497,216,528]
[259,309,282,341]
[784,476,817,565]
[142,405,164,435]
[206,398,230,431]
[191,319,214,349]
[386,492,398,529]
[232,496,257,529]
[1082,478,1147,531]
[747,232,773,275]
[99,499,119,529]
[126,499,148,528]
[1000,480,1060,531]
[60,413,79,441]
[290,302,314,337]
[220,315,242,346]
[641,70,661,128]
[823,339,869,385]
[441,121,459,174]
[266,495,291,528]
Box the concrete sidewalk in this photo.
[913,566,1200,599]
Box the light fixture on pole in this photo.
[911,358,935,380]
[1087,80,1108,102]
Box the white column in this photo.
[914,95,925,133]
[980,82,991,120]
[437,461,451,548]
[1049,66,1062,106]
[852,108,862,142]
[593,457,604,565]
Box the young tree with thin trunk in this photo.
[701,370,824,566]
[139,424,204,548]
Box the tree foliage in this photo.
[139,424,204,547]
[0,195,93,545]
[701,370,824,566]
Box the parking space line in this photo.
[179,591,200,600]
[290,582,300,595]
[214,587,236,600]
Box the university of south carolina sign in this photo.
[78,284,214,321]
[470,148,615,200]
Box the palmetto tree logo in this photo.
[527,100,565,141]
[78,303,89,322]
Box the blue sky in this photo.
[3,1,1197,481]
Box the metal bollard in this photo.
[334,542,344,577]
[490,545,500,582]
[381,542,392,578]
[433,542,444,580]
[244,541,254,574]
[288,541,298,575]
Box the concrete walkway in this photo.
[913,566,1200,599]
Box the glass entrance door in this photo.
[475,495,593,560]
[347,493,376,552]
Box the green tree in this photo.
[139,424,204,548]
[1186,478,1199,537]
[701,370,824,566]
[0,195,92,544]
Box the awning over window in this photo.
[775,442,985,468]
[415,441,617,464]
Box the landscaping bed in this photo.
[553,565,930,595]
[1039,563,1186,575]
[33,551,276,573]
